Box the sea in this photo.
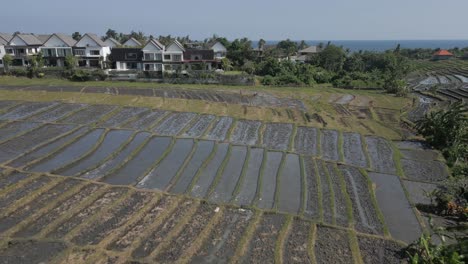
[255,40,468,53]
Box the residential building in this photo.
[123,37,142,47]
[142,39,164,72]
[73,33,111,68]
[294,46,321,63]
[0,33,13,69]
[432,50,454,61]
[183,49,217,70]
[5,34,45,66]
[41,33,76,67]
[210,41,227,59]
[111,48,143,70]
[104,38,121,49]
[163,40,184,72]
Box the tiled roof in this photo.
[299,46,320,53]
[14,34,43,45]
[0,33,13,44]
[147,38,165,50]
[84,33,106,47]
[124,37,142,47]
[433,49,453,56]
[36,34,52,44]
[105,37,121,46]
[54,33,77,46]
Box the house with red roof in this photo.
[432,49,454,61]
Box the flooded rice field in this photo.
[0,100,444,263]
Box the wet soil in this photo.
[0,239,66,264]
[107,195,179,251]
[320,129,339,161]
[153,202,217,262]
[314,226,352,264]
[59,104,117,124]
[122,110,168,130]
[303,158,320,219]
[262,123,293,151]
[241,213,286,264]
[131,199,197,258]
[316,160,333,224]
[284,219,312,263]
[25,103,85,122]
[0,175,51,211]
[191,208,253,264]
[99,107,148,128]
[365,136,396,174]
[153,112,197,136]
[339,165,384,235]
[230,120,261,146]
[0,172,29,190]
[13,183,104,237]
[357,236,405,264]
[46,187,129,239]
[342,132,368,168]
[183,114,216,138]
[71,191,153,245]
[0,102,57,121]
[325,163,349,227]
[0,121,41,142]
[401,159,448,182]
[204,116,233,141]
[294,126,318,156]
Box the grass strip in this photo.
[288,124,297,152]
[164,139,198,191]
[390,141,405,178]
[230,210,262,264]
[274,215,293,264]
[314,159,324,223]
[360,134,372,169]
[273,152,287,212]
[185,143,218,194]
[334,164,355,228]
[307,224,318,264]
[299,156,307,217]
[322,161,336,225]
[347,230,364,264]
[338,130,345,162]
[205,144,232,198]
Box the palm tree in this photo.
[258,39,266,50]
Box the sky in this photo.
[1,0,467,40]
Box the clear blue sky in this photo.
[2,0,467,40]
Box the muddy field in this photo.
[0,99,438,263]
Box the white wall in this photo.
[212,42,227,53]
[8,36,27,46]
[123,38,141,47]
[43,35,67,47]
[0,45,5,67]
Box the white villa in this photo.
[41,33,76,67]
[73,33,111,67]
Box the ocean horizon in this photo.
[253,40,468,52]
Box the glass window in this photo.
[126,53,137,59]
[90,50,100,55]
[74,49,85,56]
[155,54,162,61]
[173,54,182,61]
[164,54,170,60]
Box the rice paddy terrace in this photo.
[0,84,448,263]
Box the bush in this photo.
[69,70,91,82]
[9,68,27,77]
[261,75,276,85]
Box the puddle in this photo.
[233,148,264,206]
[369,172,422,243]
[191,143,229,198]
[209,145,247,203]
[27,129,105,173]
[102,136,172,185]
[137,138,194,190]
[7,127,89,168]
[170,140,215,194]
[81,132,151,179]
[59,130,134,176]
[277,154,302,214]
[257,151,283,210]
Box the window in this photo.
[57,48,66,57]
[6,49,13,54]
[90,50,100,56]
[127,62,138,69]
[155,64,162,71]
[144,53,154,61]
[155,54,162,61]
[74,49,85,56]
[125,53,137,60]
[164,54,171,60]
[27,48,33,53]
[0,60,3,65]
[173,54,182,61]
[144,64,154,71]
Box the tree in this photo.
[65,54,77,70]
[2,54,12,73]
[258,39,266,50]
[221,58,233,71]
[105,29,118,40]
[276,39,298,59]
[381,52,410,95]
[72,32,82,41]
[298,40,308,50]
[316,44,346,72]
